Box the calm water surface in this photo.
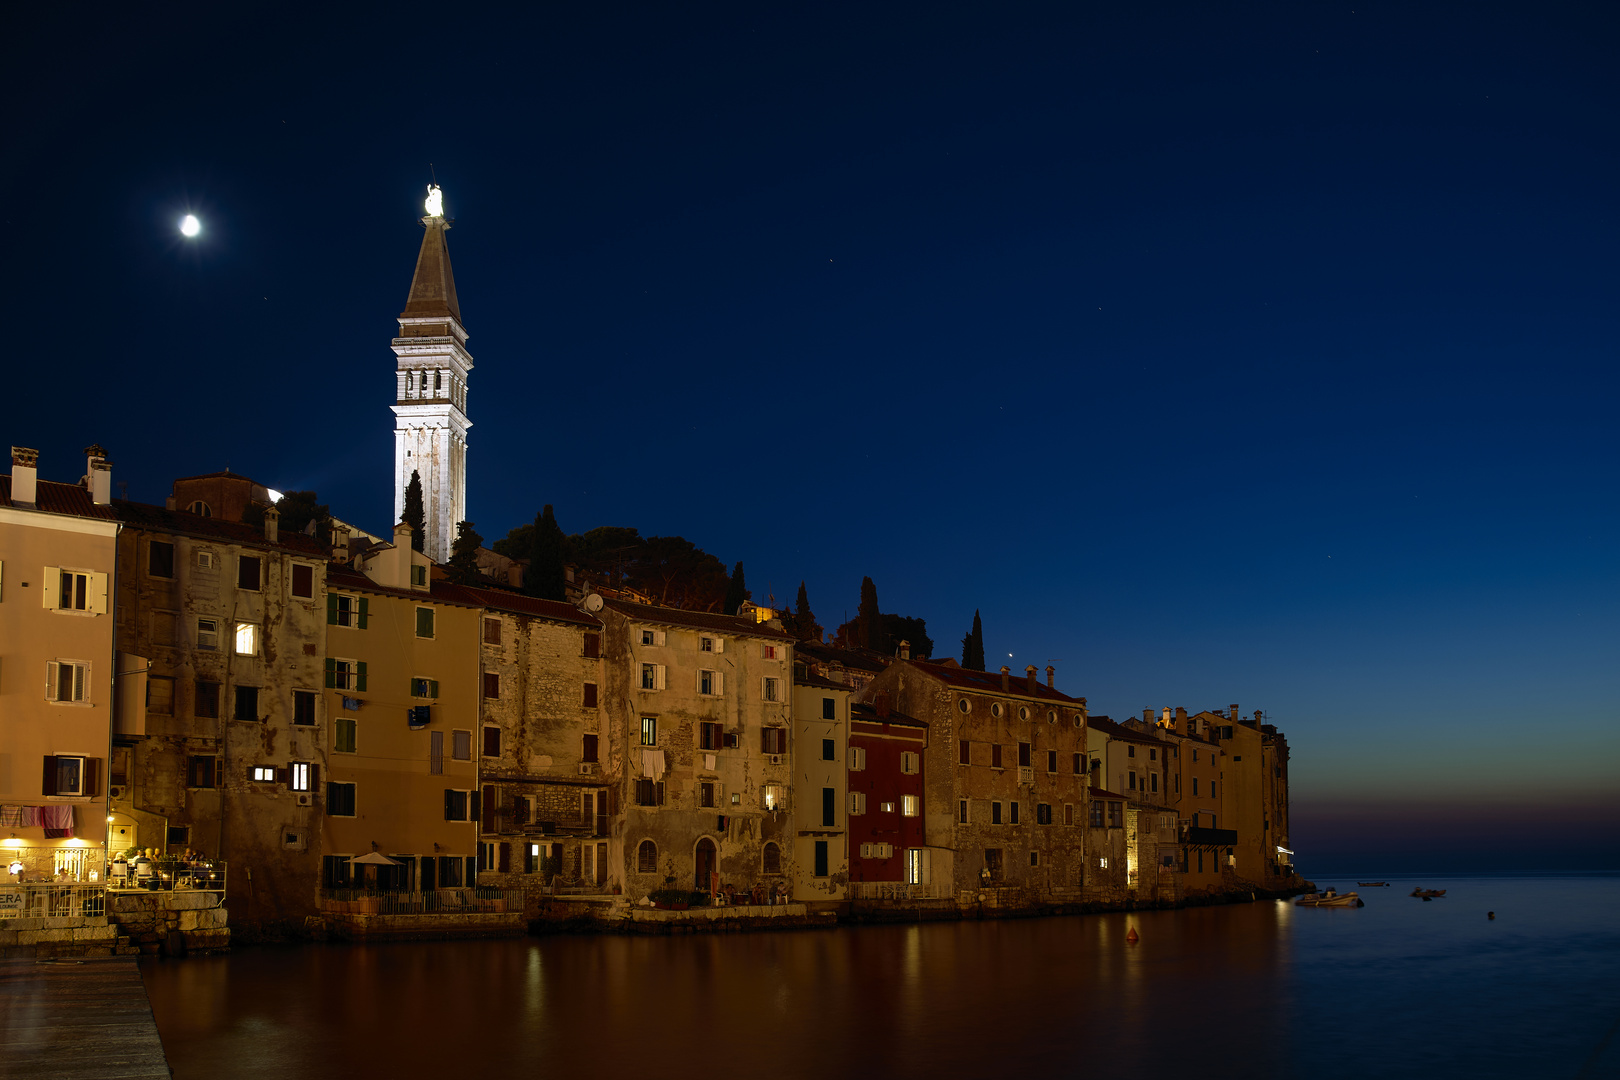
[142,874,1620,1079]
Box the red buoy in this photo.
[1126,927,1139,943]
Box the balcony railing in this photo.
[319,887,524,915]
[0,882,106,919]
[849,881,952,901]
[109,860,227,894]
[1018,766,1034,784]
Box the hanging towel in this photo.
[343,697,362,711]
[0,806,23,827]
[703,754,716,772]
[18,806,42,827]
[642,749,667,782]
[44,805,75,830]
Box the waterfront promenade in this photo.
[0,956,171,1080]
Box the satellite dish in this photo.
[584,594,604,612]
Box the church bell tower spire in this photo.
[391,184,472,564]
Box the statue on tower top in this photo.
[424,184,444,219]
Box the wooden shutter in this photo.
[444,789,455,820]
[482,786,496,828]
[429,680,440,698]
[89,572,108,614]
[41,755,58,796]
[326,594,339,624]
[498,843,511,872]
[324,658,336,688]
[42,567,59,609]
[582,683,597,707]
[45,661,59,702]
[583,633,600,658]
[212,758,223,789]
[357,598,369,629]
[355,662,368,692]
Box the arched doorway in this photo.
[694,838,717,894]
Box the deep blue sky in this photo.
[7,2,1616,869]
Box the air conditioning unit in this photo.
[769,755,781,765]
[108,786,125,800]
[578,763,596,775]
[296,793,313,807]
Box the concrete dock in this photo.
[0,956,171,1080]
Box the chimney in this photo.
[1025,665,1038,695]
[1254,710,1263,723]
[1046,665,1054,688]
[1161,706,1172,724]
[264,505,279,543]
[1143,708,1153,724]
[1175,706,1187,726]
[332,525,351,564]
[899,639,911,660]
[1230,703,1240,720]
[507,564,523,588]
[1000,666,1010,694]
[10,447,38,507]
[84,445,112,505]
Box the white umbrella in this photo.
[347,852,401,866]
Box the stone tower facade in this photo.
[392,187,472,564]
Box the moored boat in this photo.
[1410,888,1446,898]
[1357,881,1390,887]
[1296,888,1363,908]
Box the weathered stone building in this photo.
[790,669,851,905]
[597,597,797,901]
[109,471,331,917]
[859,660,1090,902]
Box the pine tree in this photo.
[723,561,750,616]
[447,521,483,586]
[858,576,887,653]
[525,505,567,601]
[401,470,426,553]
[788,581,823,642]
[961,609,985,670]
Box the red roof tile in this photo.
[901,658,1082,704]
[851,701,926,728]
[112,499,327,556]
[324,567,603,626]
[1085,716,1162,745]
[795,640,889,673]
[600,597,793,640]
[0,477,119,521]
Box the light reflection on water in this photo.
[141,875,1620,1080]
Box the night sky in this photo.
[7,3,1616,872]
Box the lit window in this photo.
[762,784,785,811]
[762,644,779,660]
[290,762,311,792]
[234,622,258,656]
[902,795,920,817]
[761,677,780,702]
[251,766,276,782]
[881,801,897,814]
[641,717,657,746]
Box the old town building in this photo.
[845,698,929,895]
[110,470,331,916]
[0,447,120,883]
[790,668,852,905]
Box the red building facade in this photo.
[846,701,928,883]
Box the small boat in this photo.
[1357,881,1390,887]
[1295,888,1363,908]
[1410,888,1446,898]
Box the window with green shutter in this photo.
[335,718,357,754]
[415,606,434,638]
[411,677,440,698]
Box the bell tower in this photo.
[391,184,471,564]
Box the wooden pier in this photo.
[0,956,171,1079]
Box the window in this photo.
[452,730,472,761]
[822,697,835,720]
[641,716,657,746]
[411,565,428,587]
[698,722,723,751]
[582,632,600,658]
[821,738,835,761]
[1089,801,1104,827]
[641,663,665,690]
[1151,773,1159,793]
[582,682,598,707]
[1129,771,1137,790]
[820,786,836,825]
[639,629,665,646]
[849,792,867,815]
[196,617,219,650]
[1073,752,1083,775]
[761,676,781,702]
[415,607,435,638]
[700,782,716,808]
[637,840,658,873]
[991,702,1003,718]
[1036,803,1053,825]
[326,659,366,692]
[1064,803,1074,826]
[814,840,829,878]
[582,734,599,763]
[1047,750,1058,774]
[483,727,501,757]
[251,766,276,782]
[959,740,971,765]
[328,782,356,817]
[233,622,258,656]
[1192,778,1200,796]
[335,717,357,754]
[761,727,787,755]
[328,594,367,628]
[634,778,665,806]
[234,686,259,722]
[849,746,867,771]
[1018,742,1031,767]
[483,618,502,645]
[762,784,785,810]
[958,698,970,713]
[959,799,970,824]
[444,790,469,821]
[291,564,314,599]
[1149,748,1158,761]
[699,669,722,695]
[860,843,894,859]
[900,751,920,774]
[991,801,1003,825]
[41,755,90,797]
[1211,781,1218,799]
[700,636,716,653]
[190,500,213,518]
[1030,851,1040,867]
[483,672,500,699]
[290,762,312,792]
[1193,750,1200,763]
[430,731,444,774]
[1175,774,1181,794]
[188,755,220,789]
[762,842,782,874]
[1107,802,1124,828]
[902,794,921,817]
[410,677,441,698]
[237,555,262,591]
[195,549,215,569]
[1019,706,1029,721]
[195,679,220,718]
[149,541,175,579]
[1128,745,1136,758]
[45,661,88,703]
[991,744,1003,769]
[1010,801,1021,825]
[293,690,316,726]
[762,644,781,660]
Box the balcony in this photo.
[1018,766,1034,784]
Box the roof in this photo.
[1086,716,1162,746]
[111,499,327,556]
[851,701,926,728]
[1089,787,1130,800]
[447,584,601,628]
[170,470,268,487]
[400,219,462,323]
[600,597,793,640]
[0,477,119,521]
[902,658,1082,704]
[794,670,851,692]
[795,639,889,673]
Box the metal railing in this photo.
[0,882,107,919]
[849,881,952,901]
[319,887,524,915]
[109,860,227,894]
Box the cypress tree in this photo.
[961,609,985,670]
[401,470,426,553]
[858,576,886,653]
[447,521,483,586]
[790,581,823,642]
[723,561,749,616]
[525,505,567,601]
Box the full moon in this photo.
[180,215,200,237]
